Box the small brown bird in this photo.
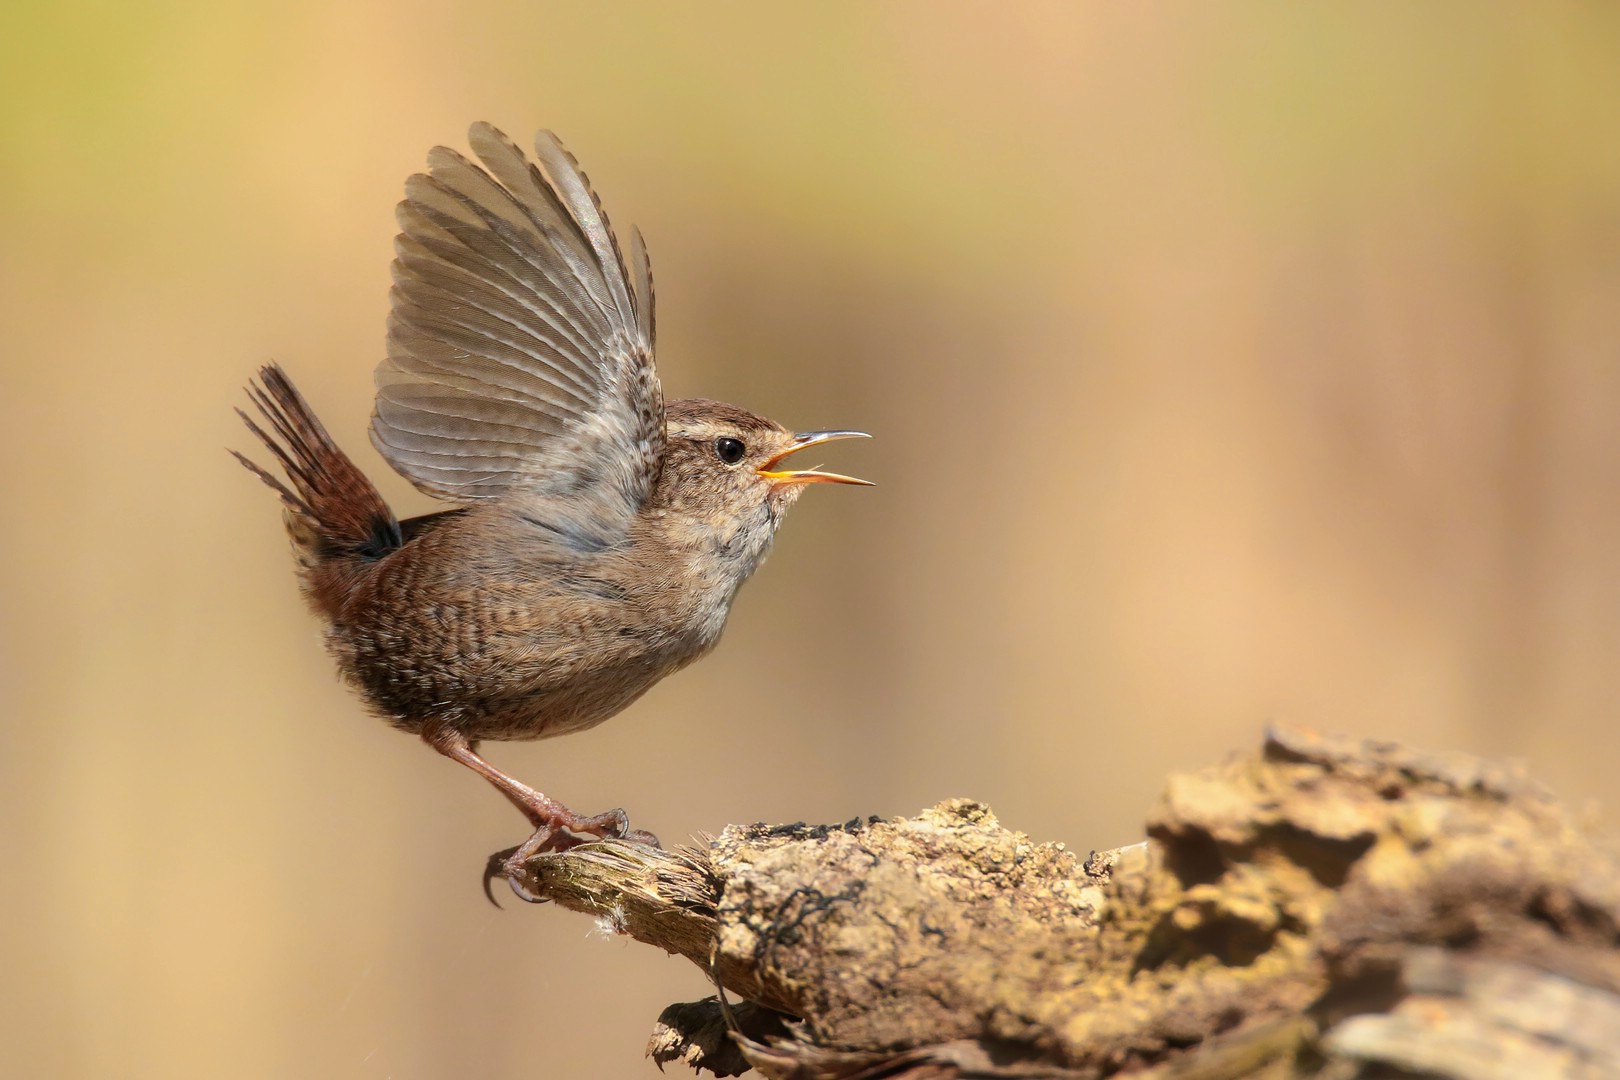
[235,123,870,876]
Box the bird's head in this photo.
[653,398,871,574]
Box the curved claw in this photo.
[481,824,558,907]
[481,845,519,908]
[482,844,549,908]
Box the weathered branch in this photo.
[505,726,1620,1078]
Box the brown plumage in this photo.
[235,124,870,884]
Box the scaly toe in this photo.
[571,807,630,839]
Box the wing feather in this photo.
[372,123,662,535]
[528,131,638,332]
[631,226,656,350]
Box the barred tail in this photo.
[232,364,401,565]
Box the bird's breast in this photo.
[323,505,755,741]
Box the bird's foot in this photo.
[482,809,662,906]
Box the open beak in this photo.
[757,430,874,486]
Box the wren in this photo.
[234,123,870,883]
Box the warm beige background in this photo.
[4,4,1618,1078]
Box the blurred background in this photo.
[3,3,1618,1077]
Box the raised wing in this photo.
[372,123,662,536]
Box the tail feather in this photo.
[233,364,401,562]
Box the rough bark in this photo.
[503,726,1620,1078]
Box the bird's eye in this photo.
[715,437,746,465]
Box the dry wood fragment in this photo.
[504,726,1620,1078]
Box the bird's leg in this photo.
[421,722,660,905]
[420,721,646,845]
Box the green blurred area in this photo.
[4,4,1619,1078]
